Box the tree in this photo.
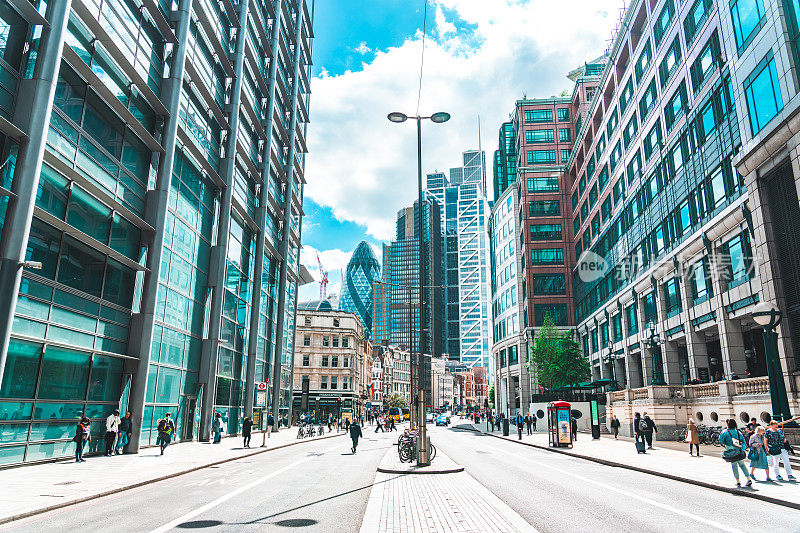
[527,316,590,390]
[488,382,495,409]
[384,393,408,409]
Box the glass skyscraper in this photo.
[0,0,313,465]
[340,241,381,339]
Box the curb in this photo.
[465,424,800,511]
[0,431,344,525]
[377,465,465,474]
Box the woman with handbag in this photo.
[686,418,700,456]
[748,426,770,481]
[718,418,752,488]
[73,417,91,462]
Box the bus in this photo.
[388,407,401,422]
[402,408,410,421]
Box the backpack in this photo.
[158,419,171,435]
[638,418,648,432]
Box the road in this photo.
[2,420,800,532]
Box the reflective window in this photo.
[744,53,783,135]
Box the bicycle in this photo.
[296,425,306,439]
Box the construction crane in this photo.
[317,253,329,300]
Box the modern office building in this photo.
[339,240,381,340]
[493,122,517,201]
[569,0,800,435]
[427,150,493,370]
[0,0,314,465]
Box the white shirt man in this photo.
[104,410,121,456]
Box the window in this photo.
[598,165,609,190]
[332,336,339,347]
[531,274,566,295]
[531,248,564,264]
[589,184,598,207]
[601,197,612,221]
[639,78,658,120]
[528,200,560,217]
[575,114,582,138]
[303,335,310,346]
[304,316,311,326]
[579,174,587,195]
[684,0,713,45]
[601,323,609,347]
[620,78,634,113]
[527,150,556,164]
[744,53,783,135]
[610,142,622,171]
[591,329,599,352]
[527,176,559,192]
[595,134,606,160]
[321,376,328,389]
[530,224,562,240]
[322,336,329,347]
[626,304,638,335]
[664,82,687,131]
[643,292,658,324]
[525,109,553,123]
[560,149,571,163]
[659,37,682,88]
[690,34,719,92]
[623,114,638,148]
[689,257,713,304]
[587,156,596,178]
[534,304,568,326]
[635,40,652,82]
[707,165,730,209]
[332,356,339,367]
[722,232,754,289]
[730,0,765,53]
[558,108,569,121]
[613,178,625,205]
[526,129,554,143]
[321,356,329,367]
[654,0,675,47]
[612,314,623,341]
[302,355,310,366]
[341,377,349,390]
[342,337,349,348]
[627,150,642,184]
[333,318,340,327]
[591,214,600,237]
[663,278,682,317]
[606,108,618,138]
[643,120,663,160]
[559,128,571,142]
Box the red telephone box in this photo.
[548,401,572,448]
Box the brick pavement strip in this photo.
[0,428,345,524]
[360,448,536,533]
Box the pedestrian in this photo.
[686,417,700,456]
[73,417,91,462]
[389,417,396,431]
[349,419,363,453]
[634,412,646,453]
[116,411,132,455]
[531,414,537,432]
[610,415,620,439]
[643,412,657,449]
[719,418,752,488]
[267,413,275,429]
[104,409,120,456]
[374,415,384,432]
[766,420,795,480]
[525,415,533,436]
[570,416,578,441]
[515,412,524,440]
[242,416,253,448]
[384,416,391,432]
[157,412,175,455]
[487,413,493,430]
[748,426,770,481]
[745,417,758,438]
[327,414,333,431]
[212,412,222,443]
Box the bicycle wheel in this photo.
[428,443,437,461]
[398,445,412,463]
[297,428,303,439]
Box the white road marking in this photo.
[147,442,342,533]
[479,440,745,533]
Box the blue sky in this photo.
[299,0,622,302]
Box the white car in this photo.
[425,412,435,422]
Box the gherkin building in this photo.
[340,242,381,339]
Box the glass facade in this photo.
[0,0,313,464]
[340,241,381,339]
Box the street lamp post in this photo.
[387,111,450,466]
[646,321,666,386]
[752,301,794,424]
[604,346,618,391]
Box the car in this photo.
[425,412,435,423]
[435,414,448,426]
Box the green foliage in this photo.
[384,393,408,409]
[527,316,591,389]
[488,382,495,408]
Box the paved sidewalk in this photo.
[361,448,534,532]
[0,427,345,524]
[463,419,800,509]
[377,442,464,474]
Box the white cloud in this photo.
[298,245,352,302]
[353,41,372,55]
[306,0,623,241]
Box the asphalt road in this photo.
[1,429,394,533]
[434,420,800,533]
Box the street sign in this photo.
[257,381,268,391]
[257,390,267,406]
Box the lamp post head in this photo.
[387,112,408,123]
[430,112,451,123]
[753,301,781,328]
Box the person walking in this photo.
[515,413,524,440]
[116,411,132,455]
[610,415,620,439]
[719,418,752,488]
[73,417,91,462]
[488,413,494,431]
[345,418,351,432]
[686,418,701,456]
[374,415,384,433]
[643,412,657,449]
[766,420,795,480]
[389,416,397,432]
[104,409,120,456]
[570,416,578,441]
[634,412,646,453]
[242,416,253,448]
[212,412,223,443]
[531,414,537,432]
[349,420,363,453]
[748,426,770,481]
[525,415,533,436]
[157,412,175,455]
